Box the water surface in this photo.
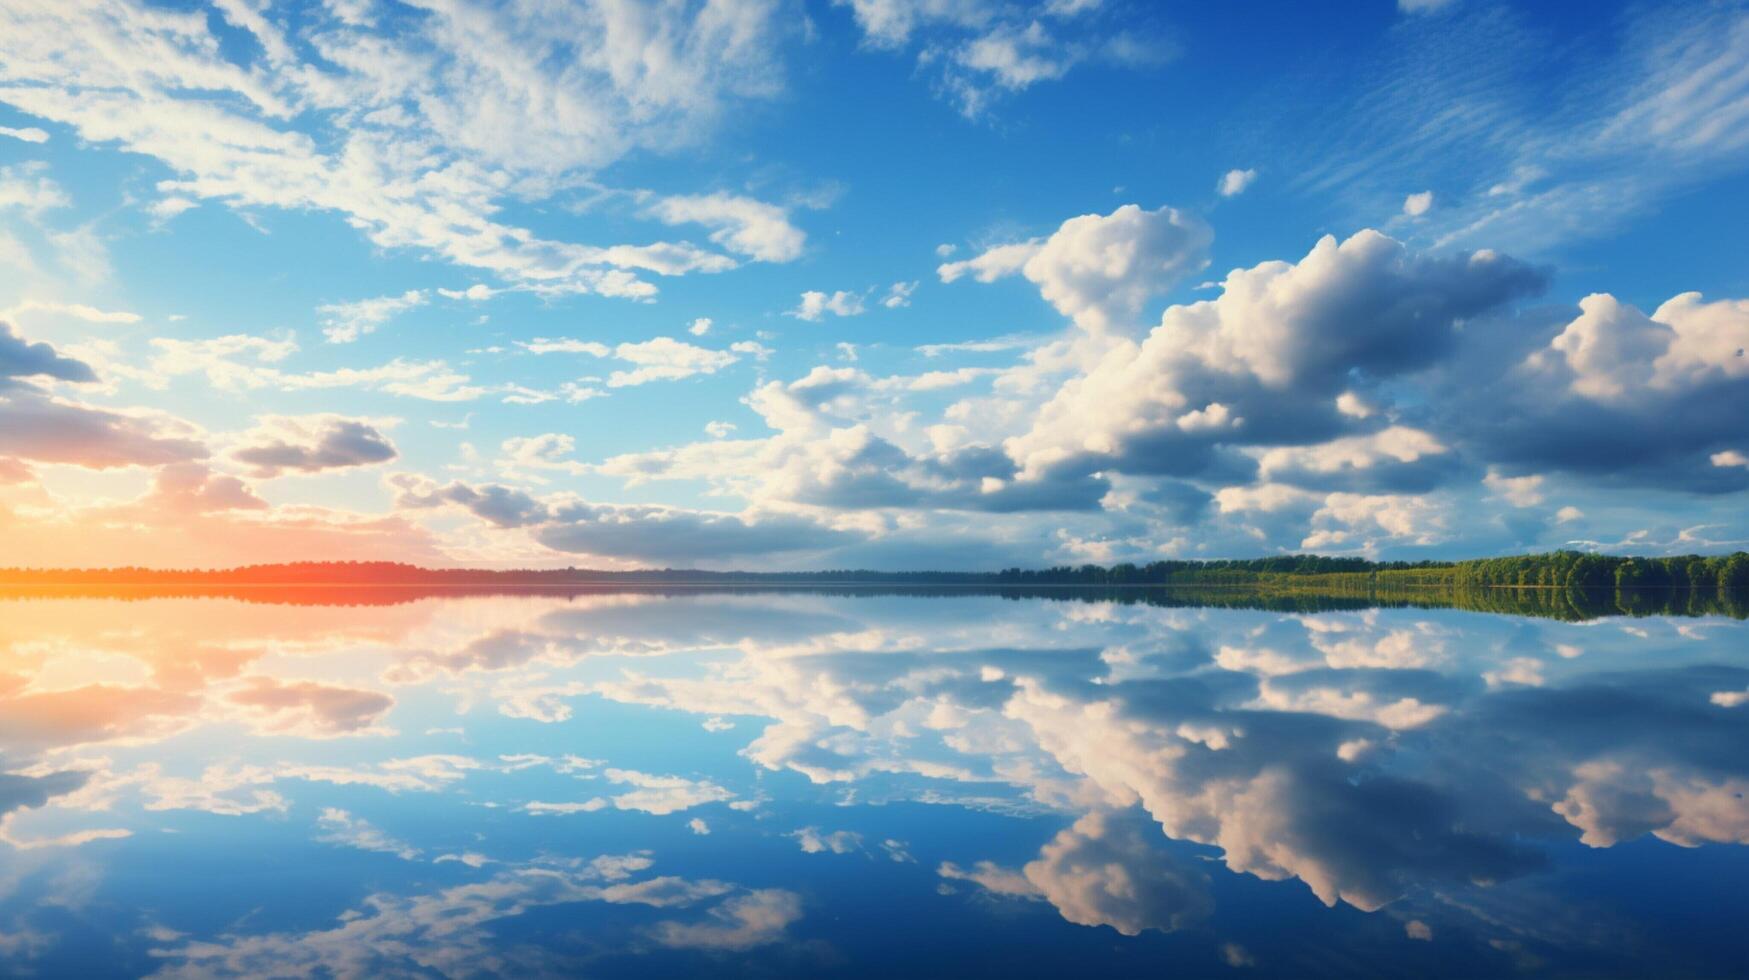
[2,588,1745,977]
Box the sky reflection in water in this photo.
[1,590,1746,978]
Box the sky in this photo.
[0,0,1747,570]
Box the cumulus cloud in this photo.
[139,462,269,514]
[598,769,734,815]
[224,676,395,737]
[1256,427,1464,494]
[789,289,867,322]
[389,475,551,529]
[363,207,1738,561]
[390,472,860,563]
[1218,168,1257,196]
[0,392,208,470]
[1,318,97,386]
[0,770,89,819]
[231,415,398,477]
[791,826,863,854]
[595,364,1109,517]
[1542,292,1748,401]
[1,320,209,469]
[945,810,1212,936]
[605,338,740,387]
[1449,291,1749,492]
[942,204,1212,334]
[648,889,803,950]
[938,240,1040,284]
[1006,229,1542,483]
[647,192,806,263]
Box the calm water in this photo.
[2,589,1746,978]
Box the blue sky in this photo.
[0,0,1746,569]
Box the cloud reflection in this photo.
[0,590,1744,974]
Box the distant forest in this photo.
[1,550,1745,592]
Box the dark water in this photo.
[1,588,1745,977]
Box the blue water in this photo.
[1,590,1745,977]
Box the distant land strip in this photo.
[2,550,1746,591]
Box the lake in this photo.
[1,587,1745,978]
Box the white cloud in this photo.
[315,807,419,861]
[1541,292,1749,401]
[1483,469,1544,507]
[942,811,1210,936]
[688,317,713,336]
[524,799,609,815]
[437,284,496,301]
[230,414,399,478]
[0,0,792,297]
[941,204,1211,334]
[647,193,806,263]
[514,336,745,387]
[788,289,867,322]
[835,0,991,49]
[1218,168,1257,196]
[0,124,48,143]
[0,163,69,215]
[519,338,612,356]
[2,299,140,324]
[146,850,788,975]
[883,280,918,308]
[318,290,427,344]
[837,1,1151,117]
[956,21,1074,92]
[1403,191,1434,216]
[142,332,494,402]
[607,338,740,387]
[938,240,1040,284]
[1222,943,1257,967]
[601,769,734,815]
[146,195,198,222]
[791,826,863,854]
[1007,228,1539,481]
[648,889,802,951]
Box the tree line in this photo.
[991,551,1749,592]
[0,551,1744,592]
